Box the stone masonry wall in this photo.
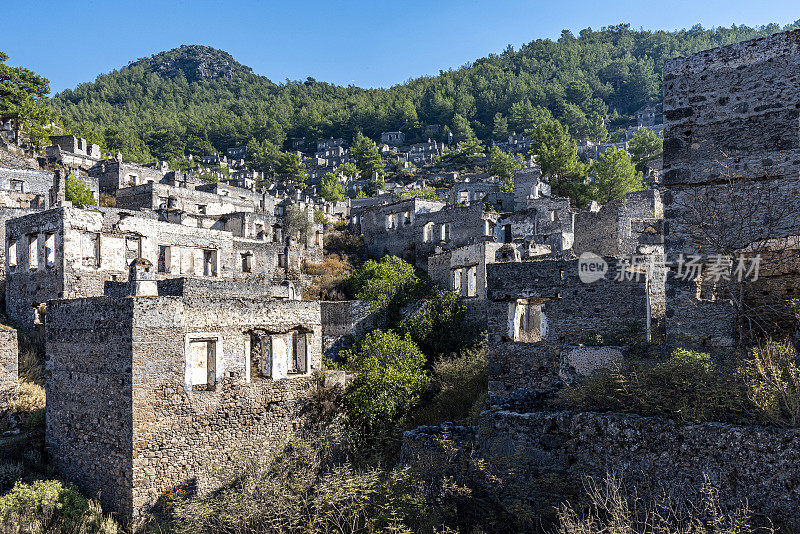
[0,325,18,408]
[45,298,135,518]
[320,300,377,356]
[402,410,800,525]
[662,30,800,346]
[129,297,322,517]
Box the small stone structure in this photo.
[320,300,378,356]
[486,257,664,399]
[46,280,322,520]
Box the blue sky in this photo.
[4,0,799,95]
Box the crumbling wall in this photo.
[662,29,800,347]
[402,411,800,526]
[6,207,315,327]
[320,300,377,356]
[45,297,135,518]
[486,259,652,397]
[0,325,18,407]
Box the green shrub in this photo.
[409,343,488,426]
[398,290,484,361]
[0,462,24,493]
[65,174,97,206]
[0,479,118,533]
[171,435,424,534]
[342,330,429,430]
[740,339,800,427]
[345,256,424,310]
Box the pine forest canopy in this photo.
[30,22,800,164]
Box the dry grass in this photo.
[10,381,45,415]
[557,473,770,534]
[303,254,353,300]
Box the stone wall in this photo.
[662,29,800,347]
[573,190,663,258]
[46,295,322,520]
[320,300,377,356]
[0,325,18,407]
[403,409,800,526]
[45,297,135,518]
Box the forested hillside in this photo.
[50,23,797,162]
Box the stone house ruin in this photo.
[89,158,167,194]
[45,135,101,169]
[572,189,663,258]
[45,268,322,519]
[662,29,800,347]
[485,255,664,401]
[380,131,405,146]
[5,204,322,327]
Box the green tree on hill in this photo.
[65,174,97,206]
[319,172,345,202]
[591,146,643,204]
[352,132,384,178]
[528,117,585,199]
[488,146,522,191]
[275,152,307,185]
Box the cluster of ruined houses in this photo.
[0,30,798,524]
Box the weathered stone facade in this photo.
[6,206,321,327]
[403,409,800,526]
[486,257,663,398]
[46,291,322,520]
[0,325,17,408]
[427,241,503,301]
[662,29,800,347]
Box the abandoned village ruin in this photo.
[1,29,800,524]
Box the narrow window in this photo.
[466,266,477,297]
[250,332,271,380]
[45,232,55,268]
[511,300,546,342]
[28,234,38,270]
[203,249,217,276]
[158,245,171,273]
[503,224,512,244]
[241,252,252,273]
[291,331,308,374]
[7,238,17,272]
[188,339,216,390]
[453,268,462,292]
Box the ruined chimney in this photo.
[50,169,68,208]
[126,258,158,297]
